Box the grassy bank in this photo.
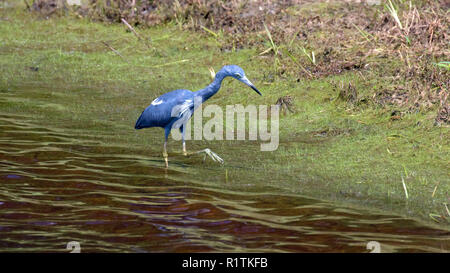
[0,1,449,227]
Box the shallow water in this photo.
[0,114,448,253]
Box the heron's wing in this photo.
[171,98,194,129]
[135,90,194,129]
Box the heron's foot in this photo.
[194,148,224,164]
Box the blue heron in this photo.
[135,65,261,168]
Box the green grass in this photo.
[0,4,449,227]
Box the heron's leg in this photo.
[181,125,187,156]
[163,141,168,168]
[179,121,222,163]
[163,127,170,168]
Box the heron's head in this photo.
[222,65,262,96]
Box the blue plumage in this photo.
[135,89,194,129]
[134,65,261,167]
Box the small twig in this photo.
[121,18,152,48]
[401,176,409,200]
[431,182,440,198]
[121,18,142,40]
[259,47,272,56]
[429,213,441,223]
[201,25,218,38]
[130,0,136,18]
[101,41,129,64]
[357,71,366,81]
[23,0,31,11]
[282,48,313,79]
[263,22,278,56]
[151,59,189,68]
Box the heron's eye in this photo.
[235,73,242,78]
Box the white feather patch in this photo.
[151,98,164,106]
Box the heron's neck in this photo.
[195,71,227,102]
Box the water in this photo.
[0,114,448,252]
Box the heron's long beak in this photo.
[240,76,262,96]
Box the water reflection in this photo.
[0,115,448,252]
